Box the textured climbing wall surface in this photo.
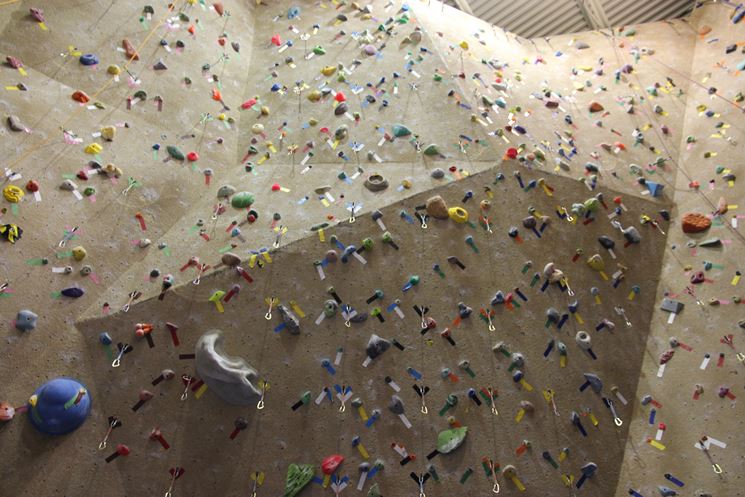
[0,1,743,497]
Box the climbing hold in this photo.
[100,126,116,141]
[366,334,391,359]
[61,287,85,298]
[195,330,261,405]
[436,426,468,453]
[84,143,102,155]
[15,309,38,332]
[231,192,255,209]
[27,377,91,435]
[7,115,25,132]
[160,146,185,163]
[364,174,389,192]
[3,185,24,203]
[448,207,469,223]
[588,102,604,113]
[278,305,301,335]
[392,124,412,137]
[681,213,711,233]
[71,246,87,261]
[426,195,449,219]
[79,53,99,66]
[285,464,314,497]
[217,185,236,198]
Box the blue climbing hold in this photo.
[79,53,99,66]
[28,377,92,435]
[646,181,664,197]
[288,6,300,19]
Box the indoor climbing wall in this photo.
[0,1,743,497]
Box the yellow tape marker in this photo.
[290,300,306,318]
[515,408,525,423]
[194,383,208,399]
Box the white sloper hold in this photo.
[195,330,261,405]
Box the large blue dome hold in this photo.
[28,377,92,435]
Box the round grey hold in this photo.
[15,309,38,332]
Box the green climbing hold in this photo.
[231,191,256,209]
[436,426,468,454]
[284,464,314,497]
[423,144,441,156]
[312,45,326,55]
[699,237,721,247]
[583,197,601,212]
[623,28,636,36]
[166,145,185,161]
[392,124,412,138]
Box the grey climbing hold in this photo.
[364,173,389,192]
[217,185,236,198]
[60,179,78,191]
[7,115,25,132]
[583,373,603,393]
[278,304,301,335]
[430,168,445,179]
[334,102,348,115]
[575,331,592,350]
[194,330,261,405]
[221,252,241,267]
[623,226,641,244]
[323,300,338,317]
[153,59,168,70]
[388,395,404,414]
[15,309,38,332]
[546,307,561,323]
[365,334,390,359]
[522,216,537,229]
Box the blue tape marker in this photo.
[664,474,684,487]
[543,341,554,358]
[557,314,569,329]
[649,408,656,425]
[628,489,645,497]
[311,476,324,485]
[540,280,550,292]
[365,412,380,428]
[274,323,286,333]
[407,367,422,380]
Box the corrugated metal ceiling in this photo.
[445,0,696,38]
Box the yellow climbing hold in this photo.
[3,185,24,203]
[321,66,337,76]
[84,143,103,154]
[448,206,469,223]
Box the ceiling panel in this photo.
[445,0,696,38]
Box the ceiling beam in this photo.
[453,0,474,15]
[574,0,611,30]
